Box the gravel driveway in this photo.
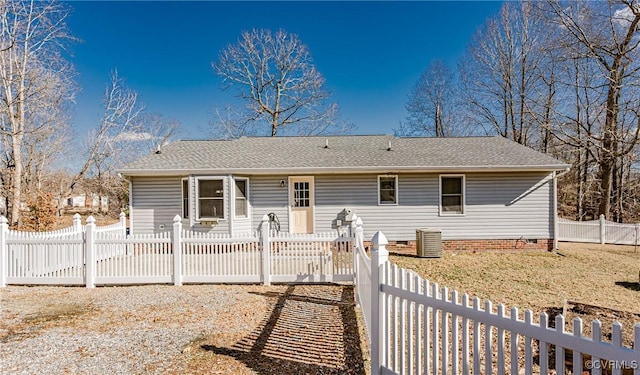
[0,284,368,374]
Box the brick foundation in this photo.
[441,239,554,252]
[375,238,554,254]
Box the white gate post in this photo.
[353,217,365,307]
[351,214,359,284]
[0,216,8,287]
[371,231,389,375]
[261,214,271,286]
[355,217,365,251]
[85,216,96,288]
[119,211,127,236]
[352,216,364,282]
[173,215,182,286]
[72,213,82,233]
[599,214,606,244]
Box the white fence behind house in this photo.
[605,221,639,245]
[558,215,640,246]
[358,231,640,375]
[95,212,127,235]
[10,226,77,238]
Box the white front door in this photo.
[289,176,314,234]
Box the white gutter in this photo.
[119,164,572,177]
[227,174,234,236]
[128,177,133,235]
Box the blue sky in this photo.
[66,1,503,139]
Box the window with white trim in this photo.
[378,175,397,205]
[234,179,248,218]
[181,178,189,219]
[197,178,225,219]
[440,175,464,215]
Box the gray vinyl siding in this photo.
[314,174,437,239]
[233,218,252,234]
[133,172,554,241]
[454,173,553,239]
[250,175,290,232]
[314,174,383,232]
[312,173,553,241]
[130,176,182,234]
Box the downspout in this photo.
[553,168,571,250]
[228,175,234,236]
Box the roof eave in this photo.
[119,164,571,177]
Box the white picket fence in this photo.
[353,217,373,341]
[357,229,640,375]
[180,230,262,284]
[0,213,353,287]
[2,211,639,374]
[558,215,640,246]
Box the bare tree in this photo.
[62,71,179,211]
[538,16,608,221]
[0,0,75,226]
[209,104,261,140]
[65,70,144,198]
[547,0,640,219]
[460,1,546,145]
[448,0,640,221]
[396,59,461,137]
[23,107,73,192]
[212,29,352,137]
[135,112,179,154]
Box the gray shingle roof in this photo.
[119,135,570,176]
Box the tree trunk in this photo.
[518,48,526,145]
[10,133,23,227]
[577,157,583,220]
[612,155,619,222]
[598,157,613,220]
[598,67,622,220]
[615,156,624,222]
[576,135,583,220]
[435,103,442,137]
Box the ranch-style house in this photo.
[118,135,570,251]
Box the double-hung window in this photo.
[440,175,465,215]
[181,178,189,219]
[197,179,224,219]
[378,175,398,205]
[234,179,248,218]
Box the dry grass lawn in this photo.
[389,242,640,347]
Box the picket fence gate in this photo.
[558,215,640,246]
[353,223,640,375]
[0,214,353,287]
